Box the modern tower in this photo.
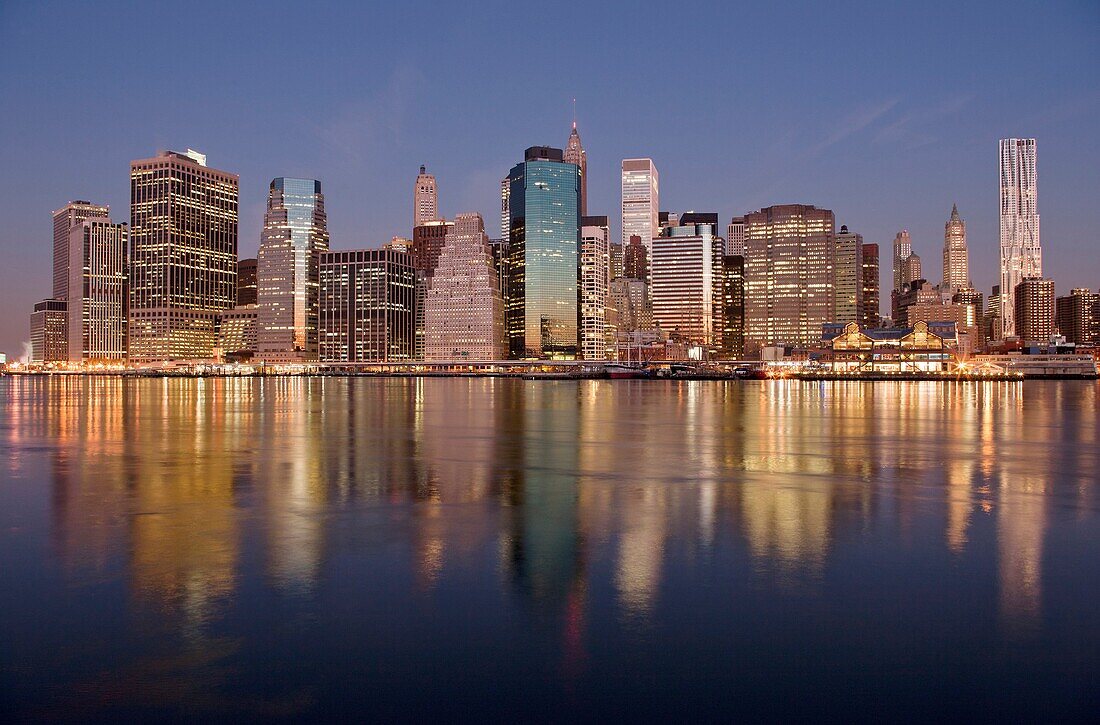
[414,165,438,227]
[579,216,610,360]
[999,138,1040,338]
[129,149,238,362]
[834,225,864,325]
[942,204,969,292]
[721,255,745,358]
[318,249,416,362]
[257,178,330,363]
[564,114,588,216]
[744,204,835,347]
[651,221,724,348]
[67,218,128,361]
[621,159,659,280]
[505,146,581,359]
[53,201,109,300]
[423,213,506,361]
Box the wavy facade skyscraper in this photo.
[999,138,1041,338]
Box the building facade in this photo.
[53,200,109,300]
[621,159,659,281]
[744,204,835,348]
[892,230,913,294]
[609,278,654,336]
[579,216,610,360]
[1000,138,1041,338]
[412,219,455,275]
[564,121,588,216]
[942,204,969,292]
[822,320,957,373]
[651,222,724,348]
[861,242,880,329]
[505,146,580,359]
[256,178,330,363]
[423,213,506,361]
[319,249,415,362]
[67,219,128,361]
[414,165,438,227]
[721,255,745,358]
[1055,288,1099,345]
[727,217,745,256]
[834,225,863,324]
[623,234,648,281]
[1013,277,1055,345]
[129,149,238,362]
[237,258,258,306]
[29,299,68,362]
[217,304,258,362]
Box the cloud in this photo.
[871,94,972,150]
[806,97,902,159]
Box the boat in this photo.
[605,364,650,379]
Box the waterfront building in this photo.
[237,258,258,306]
[727,217,745,256]
[505,146,580,359]
[1000,138,1041,338]
[412,219,455,275]
[257,178,329,363]
[623,234,648,281]
[579,216,610,360]
[414,165,438,226]
[892,230,913,293]
[423,212,506,361]
[834,225,864,325]
[53,200,109,300]
[29,299,68,362]
[1013,277,1055,345]
[822,320,957,373]
[744,204,835,348]
[651,222,724,348]
[905,302,982,355]
[621,159,659,280]
[67,218,128,361]
[609,277,654,335]
[1055,288,1099,345]
[216,304,258,362]
[721,255,745,358]
[129,149,238,362]
[861,242,880,328]
[318,248,415,362]
[943,204,969,291]
[564,119,588,216]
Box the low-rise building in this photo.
[821,320,957,373]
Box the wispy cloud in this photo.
[805,97,902,158]
[871,94,972,150]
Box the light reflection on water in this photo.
[1,376,1098,720]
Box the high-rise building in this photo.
[423,213,506,361]
[727,217,745,256]
[942,204,969,291]
[505,146,580,359]
[894,279,940,327]
[621,159,659,280]
[834,225,864,324]
[29,299,68,362]
[53,201,109,300]
[500,178,510,241]
[412,219,455,275]
[608,241,623,282]
[651,222,724,348]
[1000,138,1041,338]
[237,258,258,306]
[721,255,745,358]
[579,216,609,360]
[861,242,880,329]
[257,178,329,363]
[985,285,1003,343]
[319,249,415,362]
[564,119,588,216]
[1055,288,1099,345]
[1013,277,1054,345]
[744,204,835,347]
[608,277,654,335]
[892,230,914,292]
[129,149,238,362]
[67,218,128,361]
[902,253,923,291]
[414,165,438,227]
[623,234,649,281]
[217,304,258,362]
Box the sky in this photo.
[0,0,1097,357]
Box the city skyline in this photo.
[1,2,1098,357]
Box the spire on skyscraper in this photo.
[564,100,587,215]
[950,203,960,222]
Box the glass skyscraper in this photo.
[505,147,580,359]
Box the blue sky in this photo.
[1,0,1097,356]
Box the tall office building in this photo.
[623,234,648,280]
[651,222,724,348]
[1055,288,1099,345]
[257,178,329,363]
[942,204,969,291]
[217,304,258,362]
[985,285,1003,343]
[53,201,109,300]
[744,204,835,347]
[237,258,258,306]
[721,255,745,358]
[414,165,438,226]
[412,219,455,275]
[621,159,659,279]
[861,243,880,328]
[29,299,68,362]
[1000,138,1041,338]
[500,178,510,241]
[608,278,654,335]
[319,249,415,362]
[727,216,745,256]
[892,230,914,292]
[505,146,580,359]
[1013,277,1054,345]
[902,254,923,290]
[579,216,609,360]
[834,225,864,324]
[67,218,128,361]
[564,119,588,216]
[129,149,238,362]
[423,213,506,361]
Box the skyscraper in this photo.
[67,218,128,361]
[579,216,609,360]
[623,234,648,281]
[1000,138,1040,338]
[892,230,914,293]
[861,243,880,329]
[423,213,506,361]
[53,201,109,300]
[727,216,745,256]
[564,118,588,216]
[1014,277,1054,345]
[942,204,969,292]
[237,258,258,306]
[1055,288,1099,345]
[257,178,329,363]
[651,221,724,348]
[834,225,864,324]
[412,219,455,275]
[319,249,415,362]
[505,146,580,359]
[29,299,68,362]
[621,159,659,280]
[414,165,438,227]
[129,149,238,362]
[744,204,835,348]
[721,255,745,358]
